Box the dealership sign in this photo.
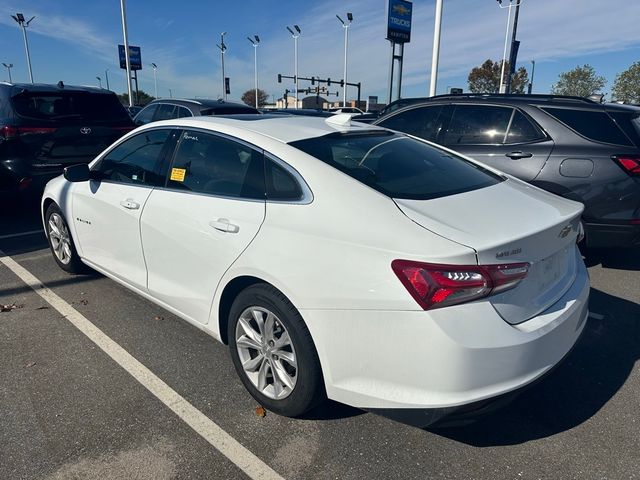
[118,45,142,70]
[387,0,412,43]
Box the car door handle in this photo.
[120,199,140,210]
[506,151,533,160]
[209,218,240,234]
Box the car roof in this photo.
[147,98,256,110]
[141,114,385,143]
[1,82,116,95]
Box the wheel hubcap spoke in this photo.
[48,213,72,265]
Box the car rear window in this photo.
[290,132,503,200]
[541,107,633,146]
[11,91,131,125]
[607,110,640,148]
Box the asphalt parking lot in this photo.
[1,197,639,480]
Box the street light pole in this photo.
[151,63,158,98]
[336,13,353,108]
[497,0,513,94]
[286,25,301,109]
[119,0,133,107]
[105,69,110,91]
[504,0,522,95]
[528,59,535,94]
[96,76,102,88]
[429,0,443,97]
[2,63,13,82]
[217,32,227,101]
[11,13,35,83]
[247,36,260,108]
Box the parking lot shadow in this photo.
[433,288,640,446]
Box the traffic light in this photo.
[340,80,344,87]
[327,78,331,86]
[225,77,230,95]
[311,76,315,85]
[277,74,282,83]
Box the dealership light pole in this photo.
[2,63,13,82]
[119,0,133,107]
[429,0,443,97]
[528,59,535,94]
[96,76,102,88]
[497,0,523,94]
[217,32,227,101]
[286,25,301,109]
[336,13,353,107]
[151,63,158,98]
[11,13,35,83]
[247,35,260,108]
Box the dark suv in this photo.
[0,82,134,197]
[133,98,259,126]
[374,94,640,248]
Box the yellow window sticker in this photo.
[170,168,186,182]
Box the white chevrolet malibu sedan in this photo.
[42,114,589,427]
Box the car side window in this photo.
[176,106,192,118]
[442,105,513,145]
[134,104,157,125]
[506,111,546,144]
[167,130,265,200]
[153,104,176,121]
[541,107,633,146]
[377,106,444,141]
[94,129,172,186]
[265,159,303,201]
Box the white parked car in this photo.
[42,114,589,426]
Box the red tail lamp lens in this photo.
[613,155,640,175]
[392,260,530,310]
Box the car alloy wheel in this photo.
[48,212,73,265]
[235,306,298,400]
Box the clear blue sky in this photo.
[0,0,638,103]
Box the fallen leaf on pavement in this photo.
[1,303,24,312]
[154,315,164,321]
[35,306,50,310]
[255,406,266,418]
[26,362,37,368]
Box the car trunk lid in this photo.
[394,179,584,324]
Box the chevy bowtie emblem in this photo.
[558,225,572,238]
[80,127,92,135]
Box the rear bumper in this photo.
[585,222,640,248]
[301,251,589,424]
[0,160,65,195]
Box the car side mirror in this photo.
[63,164,91,182]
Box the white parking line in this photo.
[0,251,285,480]
[0,229,44,240]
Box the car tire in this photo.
[45,203,87,274]
[228,284,325,417]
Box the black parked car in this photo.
[133,98,259,126]
[0,82,134,198]
[374,94,640,248]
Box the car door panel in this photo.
[73,181,152,288]
[71,128,176,289]
[141,129,266,324]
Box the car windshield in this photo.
[290,131,503,200]
[11,91,131,124]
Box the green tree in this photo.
[612,61,640,103]
[241,88,269,108]
[117,89,155,106]
[550,64,606,97]
[467,59,528,94]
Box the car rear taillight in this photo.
[391,260,530,310]
[612,155,640,176]
[1,125,57,138]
